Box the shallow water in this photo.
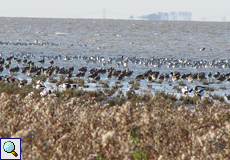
[1,17,230,100]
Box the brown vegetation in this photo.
[1,87,230,159]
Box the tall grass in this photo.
[1,91,229,159]
[1,80,230,159]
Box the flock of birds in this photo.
[0,51,230,100]
[2,48,230,70]
[18,79,58,98]
[1,51,230,81]
[0,40,62,47]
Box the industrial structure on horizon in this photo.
[137,11,192,21]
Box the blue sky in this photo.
[1,0,230,21]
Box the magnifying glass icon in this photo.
[3,141,18,157]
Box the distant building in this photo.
[139,11,192,21]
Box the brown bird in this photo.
[78,66,87,73]
[76,72,85,77]
[38,58,45,64]
[94,75,100,81]
[50,60,54,65]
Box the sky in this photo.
[1,0,230,21]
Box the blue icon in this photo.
[1,138,21,160]
[3,141,18,157]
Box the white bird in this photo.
[128,86,135,93]
[36,83,46,90]
[37,80,44,85]
[59,83,71,89]
[63,55,70,60]
[199,47,205,51]
[40,90,57,98]
[40,90,51,97]
[18,82,24,88]
[194,89,204,99]
[28,91,35,97]
[49,93,58,98]
[181,86,193,95]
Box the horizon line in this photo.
[0,16,228,22]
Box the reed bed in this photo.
[0,86,230,159]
